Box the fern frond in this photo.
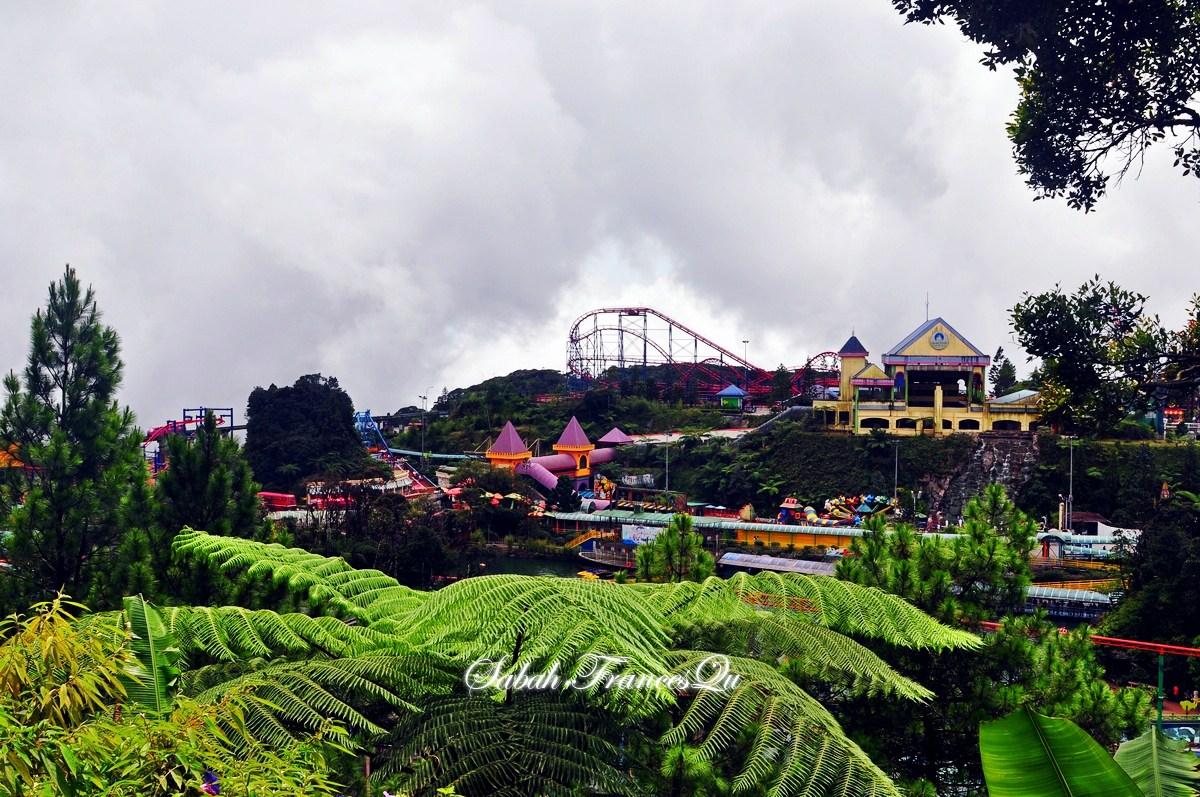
[173,530,428,621]
[393,575,671,678]
[184,654,453,745]
[746,617,932,700]
[375,693,639,797]
[634,579,932,699]
[161,605,392,660]
[663,651,901,797]
[726,572,979,650]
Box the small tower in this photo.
[597,427,633,447]
[552,416,595,476]
[837,334,868,400]
[486,421,532,469]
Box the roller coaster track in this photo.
[567,307,789,396]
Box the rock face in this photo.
[926,432,1040,521]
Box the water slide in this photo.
[804,506,845,527]
[516,461,559,491]
[386,446,471,460]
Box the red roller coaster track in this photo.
[566,307,839,398]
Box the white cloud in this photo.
[0,0,1196,426]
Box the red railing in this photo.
[978,621,1200,658]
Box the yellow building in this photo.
[814,319,1040,435]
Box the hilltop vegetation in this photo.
[389,370,733,455]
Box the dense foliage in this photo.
[0,596,344,796]
[245,373,384,493]
[892,0,1200,211]
[1018,436,1200,528]
[159,529,978,797]
[392,373,731,458]
[634,513,715,582]
[1011,278,1200,434]
[835,487,1149,794]
[0,268,144,614]
[1101,502,1200,688]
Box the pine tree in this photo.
[771,364,794,403]
[635,513,714,582]
[990,346,1018,396]
[0,267,142,612]
[156,411,262,539]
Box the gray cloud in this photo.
[1,0,1196,427]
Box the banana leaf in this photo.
[979,705,1141,797]
[1115,728,1200,797]
[118,594,181,716]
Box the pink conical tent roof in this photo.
[555,416,592,448]
[597,427,633,445]
[488,421,529,456]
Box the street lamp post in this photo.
[1067,437,1075,532]
[420,385,433,469]
[742,340,749,389]
[893,441,899,502]
[664,430,670,493]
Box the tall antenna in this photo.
[925,293,929,322]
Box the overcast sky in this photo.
[2,1,1197,427]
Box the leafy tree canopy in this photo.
[834,486,1148,792]
[0,595,345,796]
[893,0,1200,210]
[1011,277,1200,433]
[245,373,383,492]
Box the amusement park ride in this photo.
[566,307,840,400]
[142,407,235,473]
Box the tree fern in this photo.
[162,605,390,660]
[725,571,980,650]
[635,573,979,651]
[637,581,933,699]
[168,531,981,797]
[182,654,453,747]
[374,693,640,797]
[173,530,428,621]
[101,594,457,750]
[392,575,672,678]
[663,652,902,797]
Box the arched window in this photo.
[895,418,917,429]
[942,419,953,429]
[860,418,890,429]
[579,454,589,469]
[992,420,1021,431]
[958,419,980,430]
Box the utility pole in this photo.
[420,385,433,469]
[893,441,899,502]
[742,340,749,388]
[1158,652,1165,732]
[1067,437,1075,532]
[664,430,670,493]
